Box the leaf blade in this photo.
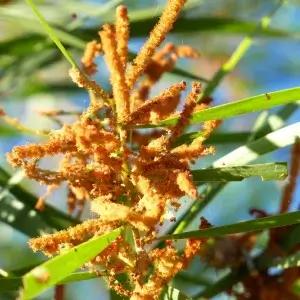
[0,166,78,237]
[21,227,122,299]
[158,212,300,241]
[192,162,288,183]
[132,87,300,128]
[172,123,299,234]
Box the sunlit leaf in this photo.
[0,167,78,236]
[196,223,300,298]
[192,162,287,183]
[132,87,300,128]
[158,211,300,241]
[21,227,122,299]
[172,123,299,234]
[161,285,192,300]
[0,271,101,292]
[173,131,250,148]
[212,122,300,167]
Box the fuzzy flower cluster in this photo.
[7,1,220,298]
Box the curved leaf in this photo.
[195,223,300,298]
[162,285,192,300]
[0,167,78,237]
[212,122,300,167]
[192,162,287,183]
[21,227,122,299]
[173,131,250,148]
[169,122,299,235]
[158,211,300,241]
[0,271,101,292]
[132,87,300,128]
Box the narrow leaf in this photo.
[21,227,122,299]
[132,87,300,128]
[0,271,102,292]
[162,285,192,300]
[175,272,212,287]
[0,14,85,51]
[24,0,80,67]
[172,123,299,234]
[270,251,300,270]
[249,101,300,142]
[201,0,286,98]
[195,223,300,298]
[192,162,287,183]
[0,166,78,236]
[173,131,250,148]
[0,277,21,292]
[212,122,300,167]
[158,211,300,241]
[155,17,293,38]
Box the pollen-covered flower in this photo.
[7,1,220,298]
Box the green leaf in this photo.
[192,162,287,183]
[80,0,293,39]
[175,272,212,287]
[161,285,192,300]
[158,211,300,241]
[0,277,21,292]
[132,87,300,128]
[195,223,300,299]
[0,167,78,237]
[1,49,60,94]
[172,123,299,234]
[0,14,85,51]
[128,16,294,38]
[173,131,250,148]
[200,0,286,98]
[270,251,300,270]
[249,101,300,142]
[24,0,82,67]
[169,68,209,83]
[58,271,100,285]
[21,82,81,97]
[0,35,51,57]
[0,270,104,292]
[21,227,123,299]
[0,125,20,137]
[211,122,300,167]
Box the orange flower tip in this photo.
[116,5,128,15]
[189,189,198,199]
[102,23,112,32]
[69,68,83,87]
[192,82,202,94]
[180,80,187,89]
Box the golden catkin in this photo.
[170,82,201,141]
[128,81,186,124]
[99,24,130,123]
[81,40,102,75]
[126,0,188,89]
[115,5,129,71]
[6,2,220,299]
[69,68,109,102]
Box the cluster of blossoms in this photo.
[6,1,219,298]
[9,1,300,299]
